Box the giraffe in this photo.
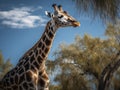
[0,4,80,90]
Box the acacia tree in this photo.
[47,22,120,90]
[52,35,115,90]
[0,52,13,80]
[98,52,120,90]
[98,21,120,90]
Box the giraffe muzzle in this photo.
[72,21,80,27]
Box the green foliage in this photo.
[49,85,61,90]
[0,52,13,80]
[47,22,120,90]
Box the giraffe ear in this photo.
[45,11,54,18]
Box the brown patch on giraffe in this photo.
[24,59,29,65]
[44,47,49,54]
[26,71,33,82]
[18,68,24,75]
[24,62,30,71]
[31,65,35,71]
[42,73,49,80]
[17,61,24,67]
[29,51,33,56]
[38,41,43,48]
[10,77,14,84]
[42,35,46,41]
[30,55,35,63]
[28,83,34,88]
[12,85,18,90]
[19,86,23,90]
[15,74,19,84]
[31,65,38,75]
[45,39,51,46]
[48,26,51,31]
[5,79,10,86]
[46,29,49,34]
[41,53,46,58]
[10,70,15,76]
[19,74,25,84]
[39,78,46,87]
[24,56,29,61]
[42,44,45,50]
[33,61,40,69]
[50,26,54,31]
[23,82,29,89]
[48,31,54,39]
[39,49,42,54]
[35,49,38,56]
[6,87,12,90]
[26,71,38,87]
[39,69,45,76]
[37,55,43,63]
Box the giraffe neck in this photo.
[18,20,57,69]
[36,20,57,60]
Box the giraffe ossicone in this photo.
[0,4,80,90]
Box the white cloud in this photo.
[0,6,46,29]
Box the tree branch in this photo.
[98,51,120,90]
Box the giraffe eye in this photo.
[58,15,63,18]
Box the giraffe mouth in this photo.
[72,21,80,27]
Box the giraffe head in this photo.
[45,4,80,28]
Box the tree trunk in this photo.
[98,52,120,90]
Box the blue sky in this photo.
[0,0,106,65]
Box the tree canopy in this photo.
[73,0,120,23]
[0,52,13,80]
